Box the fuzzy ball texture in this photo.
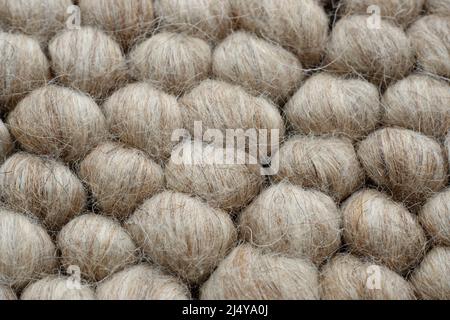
[125,191,237,284]
[49,27,128,98]
[408,15,450,78]
[357,127,448,208]
[273,135,364,202]
[7,85,108,163]
[0,209,56,289]
[342,189,426,273]
[382,74,450,138]
[0,32,50,111]
[0,285,16,300]
[21,276,96,300]
[239,183,342,265]
[0,153,86,230]
[213,31,304,103]
[426,0,450,15]
[320,254,416,300]
[154,0,233,42]
[419,188,450,246]
[79,0,155,50]
[326,15,414,85]
[285,73,381,140]
[165,140,264,211]
[96,264,190,300]
[200,244,320,300]
[0,119,12,161]
[79,142,164,220]
[129,32,212,96]
[231,0,329,66]
[58,214,137,282]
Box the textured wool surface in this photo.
[419,188,450,246]
[21,276,96,300]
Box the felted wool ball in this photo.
[0,209,57,289]
[7,85,108,163]
[21,276,96,300]
[320,254,416,300]
[326,15,414,85]
[0,285,16,300]
[0,32,50,111]
[230,0,329,66]
[0,119,12,162]
[0,153,86,230]
[58,214,137,282]
[125,191,237,284]
[357,127,448,207]
[0,0,71,42]
[408,15,450,78]
[165,140,264,211]
[180,79,285,149]
[49,27,128,98]
[154,0,233,42]
[273,135,364,202]
[239,183,341,265]
[340,0,425,27]
[102,83,183,161]
[411,246,450,300]
[285,73,381,140]
[419,188,450,246]
[200,244,320,300]
[426,0,450,15]
[79,142,164,220]
[213,31,304,103]
[382,74,450,138]
[129,32,212,96]
[342,189,427,273]
[79,0,155,50]
[96,264,190,300]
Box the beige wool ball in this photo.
[154,0,233,42]
[408,15,450,78]
[21,276,96,300]
[320,254,416,300]
[0,32,50,111]
[340,0,425,27]
[357,127,448,207]
[231,0,329,66]
[0,0,71,43]
[213,31,304,103]
[79,0,155,50]
[102,83,183,161]
[0,285,16,300]
[273,135,364,202]
[342,189,427,273]
[129,32,212,96]
[58,214,137,282]
[419,188,450,246]
[0,153,86,230]
[285,73,381,140]
[0,209,57,289]
[200,244,320,300]
[96,264,190,300]
[426,0,450,15]
[49,27,128,98]
[7,85,108,163]
[180,79,285,148]
[382,74,450,138]
[125,191,237,284]
[165,140,264,211]
[239,183,342,265]
[0,119,12,162]
[79,142,164,220]
[326,15,414,85]
[411,246,450,300]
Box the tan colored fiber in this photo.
[0,119,12,162]
[419,188,450,246]
[426,0,450,15]
[125,191,237,284]
[200,244,320,300]
[21,276,96,300]
[96,264,190,300]
[0,285,16,300]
